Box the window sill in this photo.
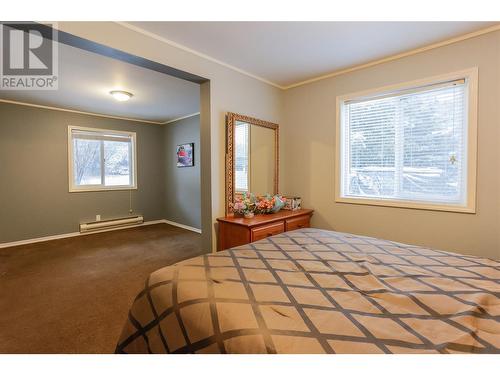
[69,186,138,193]
[335,196,476,214]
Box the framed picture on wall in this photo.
[176,143,194,167]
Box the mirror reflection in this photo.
[234,120,276,196]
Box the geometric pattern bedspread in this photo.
[115,229,500,354]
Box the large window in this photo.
[68,126,137,192]
[336,69,477,212]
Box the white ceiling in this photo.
[0,42,200,123]
[130,21,498,87]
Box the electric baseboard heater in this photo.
[79,215,144,233]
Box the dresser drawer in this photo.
[285,215,310,231]
[216,209,313,251]
[251,221,285,242]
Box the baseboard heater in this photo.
[79,215,144,233]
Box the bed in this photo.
[115,228,500,354]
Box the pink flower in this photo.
[233,201,245,211]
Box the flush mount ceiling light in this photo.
[109,90,133,102]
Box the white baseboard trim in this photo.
[0,231,81,249]
[0,219,198,249]
[162,219,202,234]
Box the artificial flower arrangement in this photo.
[231,193,257,218]
[255,194,286,214]
[232,193,286,218]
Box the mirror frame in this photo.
[225,112,279,215]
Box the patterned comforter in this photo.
[116,228,500,353]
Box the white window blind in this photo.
[340,79,469,207]
[234,121,250,192]
[69,127,137,191]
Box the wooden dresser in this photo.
[216,209,314,251]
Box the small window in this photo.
[336,69,477,212]
[234,121,250,193]
[68,126,137,192]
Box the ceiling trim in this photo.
[162,112,200,124]
[284,23,500,89]
[118,22,500,91]
[0,99,166,125]
[117,22,284,89]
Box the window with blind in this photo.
[336,70,477,212]
[68,126,137,192]
[234,121,250,192]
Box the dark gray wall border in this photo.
[1,22,208,85]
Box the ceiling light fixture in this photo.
[109,90,133,102]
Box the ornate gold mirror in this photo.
[225,112,279,214]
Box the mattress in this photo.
[115,228,500,353]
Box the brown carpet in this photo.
[0,223,204,353]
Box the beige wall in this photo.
[282,31,500,260]
[56,22,283,252]
[250,125,276,195]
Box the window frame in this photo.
[335,68,478,213]
[68,125,138,192]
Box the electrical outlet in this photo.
[96,214,101,222]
